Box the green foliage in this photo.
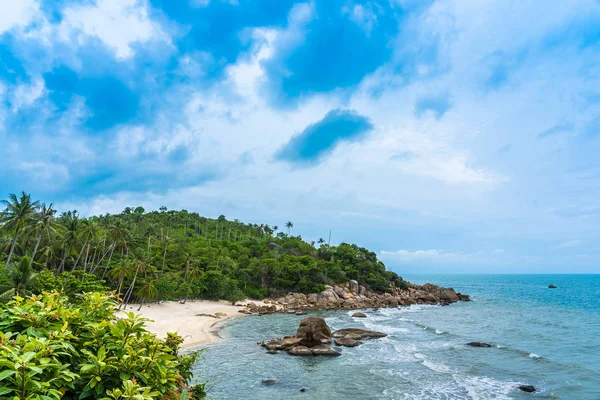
[0,292,206,399]
[1,192,401,305]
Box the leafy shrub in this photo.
[0,292,205,399]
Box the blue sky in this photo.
[1,0,600,274]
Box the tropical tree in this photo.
[136,280,158,311]
[30,203,58,263]
[1,255,36,300]
[285,221,294,236]
[1,192,40,267]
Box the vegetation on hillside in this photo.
[1,192,402,305]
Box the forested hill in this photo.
[0,192,403,304]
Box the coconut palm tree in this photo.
[30,203,57,263]
[180,265,202,304]
[1,192,40,267]
[0,255,36,301]
[57,211,80,275]
[136,280,158,311]
[285,221,294,236]
[70,218,98,273]
[109,260,131,301]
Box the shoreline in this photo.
[126,299,281,349]
[124,300,248,349]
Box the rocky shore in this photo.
[240,280,469,315]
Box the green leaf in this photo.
[0,370,15,381]
[0,387,12,395]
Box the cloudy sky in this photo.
[1,0,599,273]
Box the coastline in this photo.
[126,299,283,349]
[124,300,248,349]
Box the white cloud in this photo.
[0,0,39,34]
[10,79,45,112]
[60,0,169,59]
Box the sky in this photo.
[1,0,599,274]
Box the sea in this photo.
[192,275,600,399]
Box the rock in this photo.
[519,385,536,393]
[352,312,367,318]
[310,344,341,356]
[295,310,306,315]
[548,284,557,289]
[457,293,471,301]
[267,349,278,354]
[262,379,277,386]
[349,280,359,293]
[332,328,387,340]
[263,299,271,304]
[466,342,492,348]
[288,346,313,356]
[295,317,332,343]
[300,387,307,392]
[437,288,459,302]
[215,312,227,317]
[334,337,360,347]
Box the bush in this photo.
[0,292,205,399]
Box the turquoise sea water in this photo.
[193,275,600,399]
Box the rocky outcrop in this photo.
[244,281,468,314]
[548,284,557,289]
[519,385,536,393]
[261,317,385,357]
[466,342,492,348]
[352,312,367,318]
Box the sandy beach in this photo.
[122,300,249,348]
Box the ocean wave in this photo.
[529,353,541,359]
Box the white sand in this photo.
[122,300,246,348]
[123,300,273,348]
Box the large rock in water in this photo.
[466,342,492,348]
[295,317,331,347]
[261,317,386,357]
[519,385,536,393]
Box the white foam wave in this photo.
[529,353,541,359]
[423,359,452,373]
[435,329,446,335]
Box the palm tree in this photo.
[57,212,80,275]
[70,219,98,273]
[136,280,158,311]
[180,265,202,304]
[121,258,147,310]
[285,221,294,236]
[272,225,278,234]
[1,192,40,267]
[0,255,36,301]
[318,238,325,245]
[109,260,131,300]
[30,203,57,263]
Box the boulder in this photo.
[288,346,313,356]
[332,328,387,340]
[334,337,360,347]
[349,280,359,293]
[437,288,459,302]
[519,385,536,393]
[262,379,277,386]
[295,317,332,342]
[548,284,557,289]
[295,310,306,315]
[352,312,367,318]
[267,349,278,354]
[466,342,492,348]
[310,344,341,356]
[300,387,307,392]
